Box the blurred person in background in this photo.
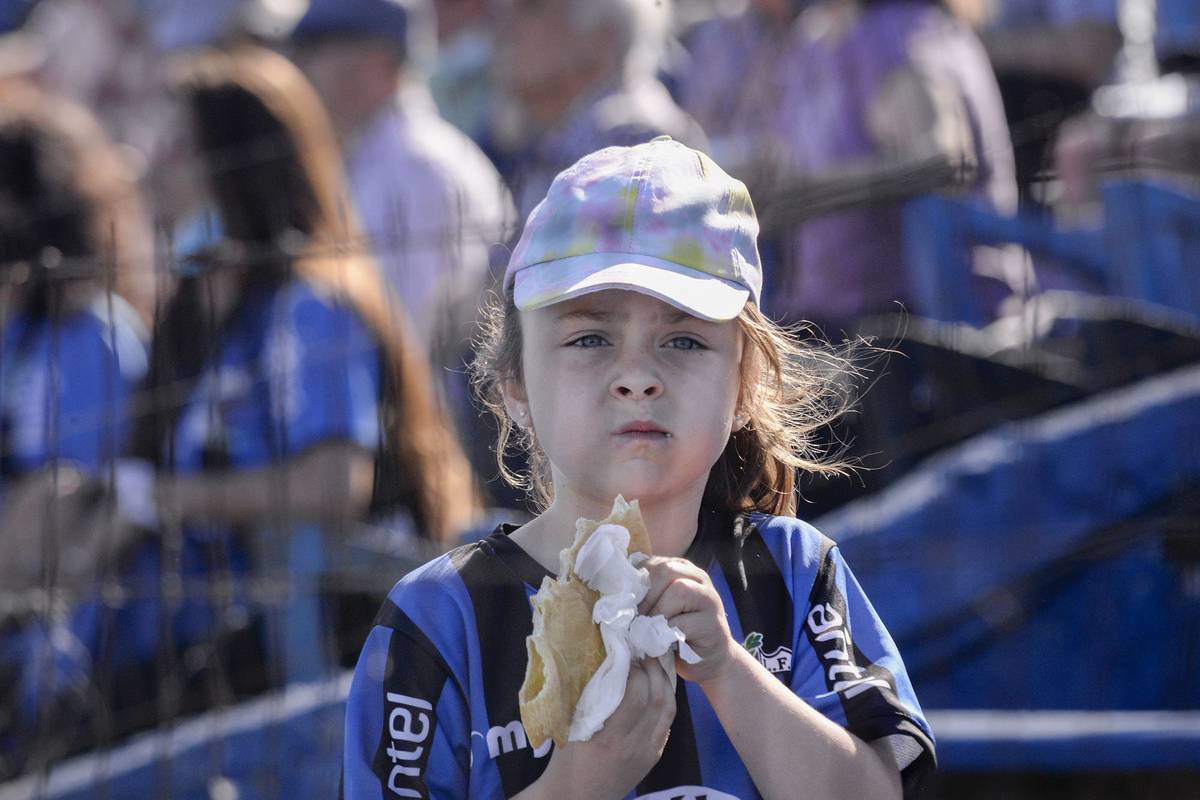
[110,44,479,717]
[742,0,1019,333]
[979,0,1121,207]
[490,0,708,217]
[287,0,513,358]
[674,0,799,189]
[139,0,324,264]
[286,0,516,516]
[1052,0,1200,223]
[0,79,154,778]
[17,0,181,188]
[1132,0,1200,173]
[0,79,153,530]
[429,0,496,145]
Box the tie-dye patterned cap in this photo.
[504,136,762,322]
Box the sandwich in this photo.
[518,496,653,749]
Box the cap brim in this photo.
[512,253,750,322]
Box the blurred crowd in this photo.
[1,0,1197,780]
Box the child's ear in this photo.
[500,377,530,425]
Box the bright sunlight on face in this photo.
[509,289,744,511]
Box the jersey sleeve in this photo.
[1,307,146,476]
[792,543,936,797]
[264,287,382,456]
[343,604,470,799]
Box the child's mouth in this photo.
[614,422,672,440]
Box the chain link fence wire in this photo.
[2,1,1199,796]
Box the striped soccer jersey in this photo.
[343,507,936,799]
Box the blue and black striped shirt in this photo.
[344,508,936,798]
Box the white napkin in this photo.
[567,524,702,742]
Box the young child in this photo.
[342,136,935,799]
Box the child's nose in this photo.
[611,371,663,400]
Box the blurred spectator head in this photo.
[173,44,354,251]
[288,0,437,137]
[0,79,153,320]
[495,0,670,130]
[428,0,495,140]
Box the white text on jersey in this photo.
[477,720,553,759]
[386,692,432,798]
[807,603,890,698]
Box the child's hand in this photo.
[532,657,675,800]
[638,556,738,686]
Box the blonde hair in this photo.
[471,291,856,516]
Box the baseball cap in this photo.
[504,136,763,322]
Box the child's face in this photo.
[509,289,744,511]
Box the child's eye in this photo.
[566,333,608,348]
[666,336,707,351]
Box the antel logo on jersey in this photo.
[473,720,553,760]
[385,692,433,798]
[806,603,890,698]
[742,631,792,675]
[635,787,739,800]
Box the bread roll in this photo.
[518,496,651,748]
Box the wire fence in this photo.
[2,1,1200,795]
